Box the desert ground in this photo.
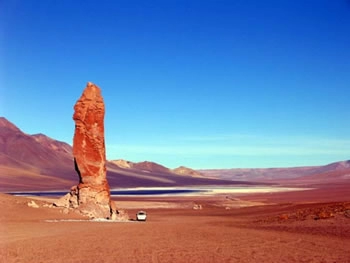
[1,184,350,263]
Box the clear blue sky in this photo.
[1,0,349,169]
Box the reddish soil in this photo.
[1,183,350,263]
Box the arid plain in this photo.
[1,185,350,263]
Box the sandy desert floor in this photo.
[1,184,350,263]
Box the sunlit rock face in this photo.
[71,82,111,218]
[54,82,128,220]
[54,82,114,218]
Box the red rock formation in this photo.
[55,82,127,219]
[69,82,111,218]
[73,83,107,183]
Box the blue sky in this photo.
[1,0,350,169]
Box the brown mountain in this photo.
[110,161,205,178]
[284,162,350,183]
[0,118,72,168]
[132,161,171,174]
[111,160,171,174]
[32,133,72,155]
[0,117,76,190]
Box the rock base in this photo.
[54,186,128,220]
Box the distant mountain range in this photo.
[110,159,204,177]
[0,117,349,191]
[0,117,243,191]
[200,160,350,183]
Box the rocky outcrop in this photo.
[55,82,127,220]
[110,159,133,169]
[172,166,204,177]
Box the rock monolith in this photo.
[54,82,127,220]
[71,82,111,218]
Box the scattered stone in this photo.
[53,193,71,207]
[279,214,289,220]
[344,210,350,218]
[111,211,117,220]
[257,202,350,223]
[109,201,128,221]
[314,211,334,220]
[27,200,39,208]
[193,204,202,210]
[112,209,129,221]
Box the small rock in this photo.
[317,211,334,220]
[27,200,39,208]
[111,210,129,221]
[279,214,289,220]
[193,204,202,210]
[111,212,117,221]
[53,193,71,208]
[344,210,350,218]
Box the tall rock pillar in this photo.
[71,82,111,218]
[54,82,128,220]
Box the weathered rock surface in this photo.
[55,82,127,220]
